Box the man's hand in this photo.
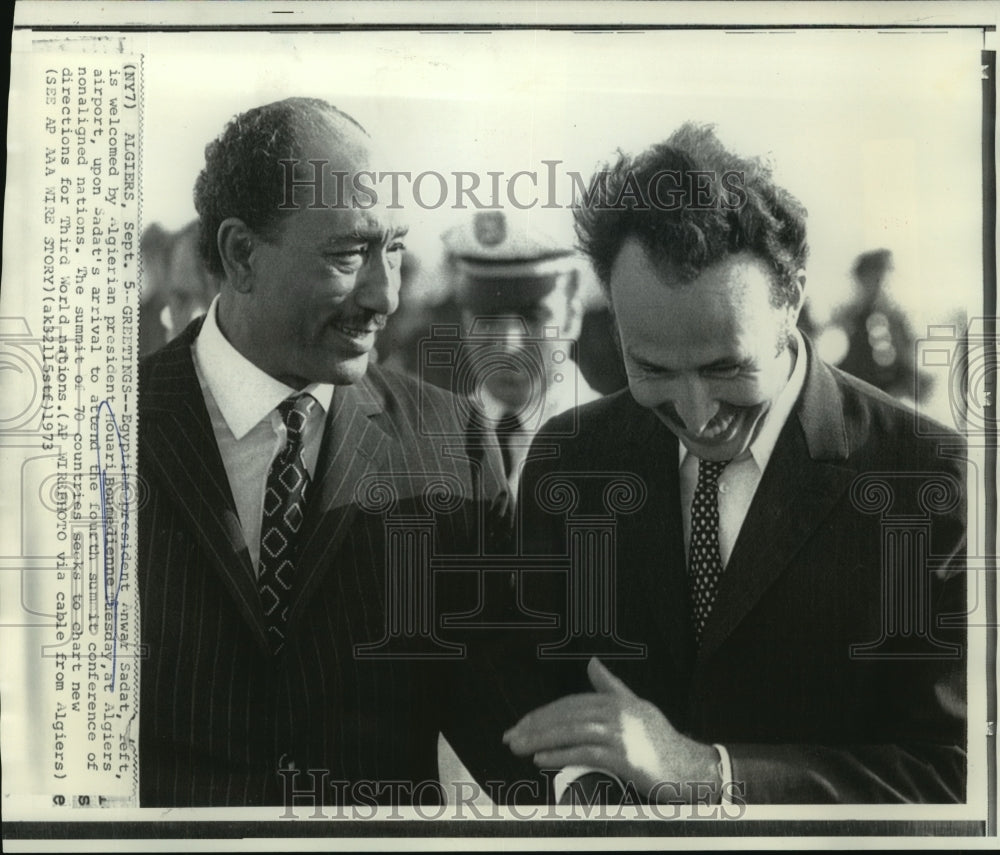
[502,657,721,802]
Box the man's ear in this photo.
[787,268,807,323]
[562,271,584,340]
[217,218,257,293]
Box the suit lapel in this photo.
[140,322,268,651]
[286,375,391,626]
[697,340,856,663]
[610,396,694,677]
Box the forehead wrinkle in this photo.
[625,331,747,373]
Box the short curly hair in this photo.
[193,97,368,276]
[573,123,808,309]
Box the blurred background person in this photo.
[427,210,603,803]
[816,248,930,405]
[139,220,221,355]
[379,217,626,423]
[374,250,465,377]
[432,210,602,495]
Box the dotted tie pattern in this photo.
[258,393,316,655]
[688,457,730,645]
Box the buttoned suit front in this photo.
[137,319,507,806]
[501,339,967,803]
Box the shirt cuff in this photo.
[713,743,734,805]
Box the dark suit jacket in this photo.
[138,319,507,806]
[509,340,967,804]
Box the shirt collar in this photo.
[193,297,334,440]
[678,328,807,472]
[747,327,807,471]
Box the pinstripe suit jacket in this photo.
[138,319,507,806]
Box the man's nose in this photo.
[355,254,400,317]
[672,379,719,435]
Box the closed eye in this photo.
[704,365,741,379]
[325,248,367,271]
[703,361,752,379]
[631,359,677,378]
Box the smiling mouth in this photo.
[698,410,738,440]
[665,408,742,445]
[331,322,378,339]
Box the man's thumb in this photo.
[587,657,634,697]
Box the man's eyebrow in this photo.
[384,224,409,240]
[625,346,747,372]
[625,345,673,371]
[328,224,409,244]
[361,224,410,240]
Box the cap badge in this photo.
[473,211,507,248]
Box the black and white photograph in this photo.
[1,1,996,850]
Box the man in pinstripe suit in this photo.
[137,98,508,806]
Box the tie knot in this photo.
[696,457,730,485]
[497,411,523,434]
[278,393,316,444]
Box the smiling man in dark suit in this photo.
[137,98,506,807]
[503,124,968,804]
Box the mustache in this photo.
[657,402,736,433]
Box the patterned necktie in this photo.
[687,457,730,645]
[259,393,316,654]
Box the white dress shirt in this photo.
[479,370,603,496]
[191,298,334,571]
[678,329,808,568]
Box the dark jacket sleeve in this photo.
[725,479,968,804]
